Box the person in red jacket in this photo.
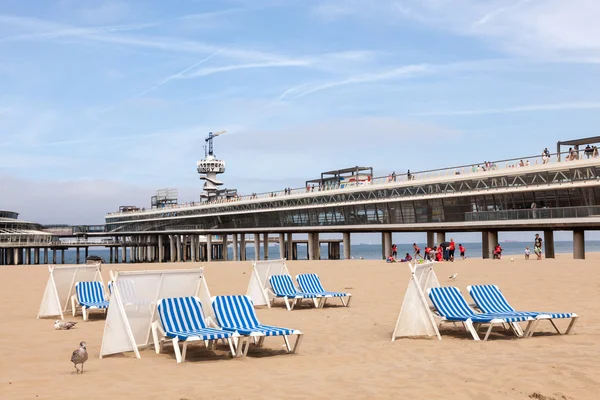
[459,244,466,260]
[493,244,502,259]
[448,238,456,262]
[436,246,443,261]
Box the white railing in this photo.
[106,150,599,218]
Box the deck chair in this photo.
[296,273,352,308]
[71,281,109,321]
[211,295,303,357]
[269,275,321,311]
[467,285,578,338]
[427,286,534,341]
[151,297,237,363]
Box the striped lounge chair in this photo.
[296,273,352,308]
[71,281,109,321]
[467,284,578,338]
[269,275,321,311]
[212,295,303,357]
[427,286,535,341]
[151,296,237,363]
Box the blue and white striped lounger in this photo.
[212,295,303,356]
[427,286,534,341]
[71,281,109,321]
[269,275,321,311]
[296,273,352,307]
[467,284,578,338]
[151,296,237,363]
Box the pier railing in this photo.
[106,149,596,217]
[465,205,600,222]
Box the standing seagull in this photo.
[448,273,458,281]
[55,320,77,330]
[71,341,88,374]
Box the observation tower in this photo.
[197,131,237,201]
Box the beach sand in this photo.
[1,254,599,400]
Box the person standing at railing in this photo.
[585,144,593,159]
[542,148,550,164]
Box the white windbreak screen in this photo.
[246,259,290,306]
[392,262,441,340]
[38,265,102,318]
[100,269,211,358]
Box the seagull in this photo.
[55,320,77,330]
[71,341,88,374]
[449,273,458,281]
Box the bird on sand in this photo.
[71,341,88,374]
[55,320,77,330]
[448,273,458,281]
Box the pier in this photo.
[3,137,600,265]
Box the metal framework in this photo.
[103,162,600,233]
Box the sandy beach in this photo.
[1,254,599,400]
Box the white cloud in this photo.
[180,59,312,79]
[312,0,600,60]
[279,64,432,100]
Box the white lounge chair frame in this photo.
[467,285,579,338]
[151,297,239,363]
[37,264,104,320]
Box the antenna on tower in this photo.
[205,130,226,157]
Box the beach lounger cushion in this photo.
[428,287,531,323]
[468,285,575,319]
[269,275,319,298]
[158,297,232,341]
[75,281,109,309]
[212,295,296,336]
[296,273,348,297]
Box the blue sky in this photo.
[1,0,600,233]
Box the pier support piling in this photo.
[253,234,260,261]
[223,234,229,261]
[343,232,351,260]
[286,233,293,260]
[279,233,285,259]
[232,234,239,261]
[544,230,555,259]
[207,235,212,262]
[435,232,446,247]
[240,235,246,261]
[427,232,435,248]
[382,232,392,259]
[263,233,269,260]
[573,230,585,260]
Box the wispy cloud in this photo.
[180,59,312,78]
[0,13,293,63]
[0,22,157,42]
[98,49,224,114]
[178,8,245,20]
[279,64,432,100]
[415,102,600,116]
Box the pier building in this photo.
[94,137,600,263]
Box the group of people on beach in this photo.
[408,239,465,262]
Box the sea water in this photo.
[47,240,600,263]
